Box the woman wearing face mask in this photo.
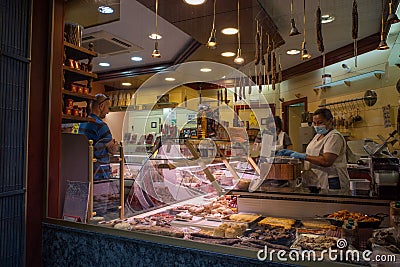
[277,108,350,194]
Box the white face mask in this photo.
[314,125,328,135]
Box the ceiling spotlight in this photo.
[234,0,244,65]
[200,68,212,72]
[286,49,300,55]
[321,14,335,24]
[165,77,176,81]
[387,0,400,24]
[149,33,162,40]
[300,0,311,60]
[98,62,110,67]
[131,56,143,62]
[289,19,301,36]
[207,30,217,49]
[207,0,217,49]
[152,0,161,58]
[98,6,114,14]
[221,51,235,57]
[234,48,244,65]
[122,82,132,86]
[289,0,300,36]
[152,41,161,58]
[183,0,206,5]
[341,64,351,73]
[221,28,238,35]
[377,38,389,50]
[300,42,311,60]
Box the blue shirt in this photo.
[79,114,112,179]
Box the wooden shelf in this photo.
[64,41,97,60]
[315,70,384,89]
[63,66,97,82]
[62,90,96,101]
[109,106,128,112]
[62,114,96,124]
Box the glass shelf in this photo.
[314,70,384,89]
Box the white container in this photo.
[349,179,371,190]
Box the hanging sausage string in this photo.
[352,0,358,67]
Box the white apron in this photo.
[305,129,350,195]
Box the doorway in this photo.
[282,97,307,152]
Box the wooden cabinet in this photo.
[62,41,98,123]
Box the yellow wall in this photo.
[278,50,399,150]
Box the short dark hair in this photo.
[313,108,333,120]
[95,94,110,105]
[273,116,282,131]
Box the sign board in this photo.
[62,180,90,223]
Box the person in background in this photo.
[79,94,120,180]
[277,108,350,194]
[254,116,293,151]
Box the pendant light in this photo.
[300,0,311,60]
[377,0,389,50]
[289,0,300,36]
[207,0,217,49]
[387,0,400,24]
[152,0,161,58]
[234,0,244,65]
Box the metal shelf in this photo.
[314,70,384,89]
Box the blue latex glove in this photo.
[276,149,294,156]
[290,152,306,160]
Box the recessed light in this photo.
[131,56,143,62]
[221,28,238,35]
[98,6,114,14]
[221,52,236,57]
[99,62,110,67]
[200,68,212,72]
[165,77,175,81]
[149,33,162,40]
[122,82,132,86]
[183,0,206,5]
[286,49,300,55]
[321,14,335,24]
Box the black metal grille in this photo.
[0,0,31,266]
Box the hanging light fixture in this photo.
[207,0,217,49]
[152,0,161,58]
[387,0,400,24]
[300,0,311,60]
[377,0,390,50]
[289,0,301,36]
[234,0,244,64]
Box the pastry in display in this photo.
[301,220,337,230]
[258,217,296,230]
[213,222,247,238]
[227,213,261,223]
[327,210,380,222]
[213,227,226,237]
[176,212,193,221]
[295,235,337,251]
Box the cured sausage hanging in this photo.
[352,0,358,67]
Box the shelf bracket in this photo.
[374,73,382,79]
[344,81,351,87]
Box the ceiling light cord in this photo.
[152,0,161,58]
[155,0,159,41]
[212,0,216,33]
[303,0,306,44]
[237,0,241,50]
